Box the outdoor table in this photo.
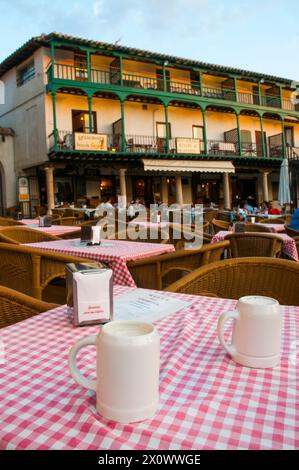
[21,220,80,237]
[0,285,298,450]
[255,223,285,233]
[212,230,299,262]
[24,239,175,287]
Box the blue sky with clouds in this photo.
[0,0,298,79]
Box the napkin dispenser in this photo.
[66,262,113,326]
[81,225,101,245]
[39,216,52,227]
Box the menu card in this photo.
[114,289,195,322]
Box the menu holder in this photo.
[39,215,52,227]
[81,225,101,245]
[66,261,113,326]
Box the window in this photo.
[17,61,35,87]
[74,54,88,81]
[156,122,171,138]
[192,125,203,140]
[72,110,97,133]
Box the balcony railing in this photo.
[49,131,284,159]
[48,63,299,113]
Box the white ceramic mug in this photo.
[217,295,281,368]
[69,320,160,423]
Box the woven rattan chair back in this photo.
[0,227,61,244]
[0,285,57,328]
[0,243,85,303]
[211,218,231,234]
[0,217,24,226]
[225,233,283,258]
[166,257,299,306]
[127,240,229,290]
[245,223,272,233]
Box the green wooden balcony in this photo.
[48,130,284,160]
[47,62,298,113]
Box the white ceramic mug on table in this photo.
[69,320,160,423]
[217,295,281,368]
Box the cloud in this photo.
[93,0,104,17]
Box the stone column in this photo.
[262,171,269,201]
[45,166,55,215]
[119,168,127,207]
[175,175,184,206]
[223,172,231,209]
[161,177,168,205]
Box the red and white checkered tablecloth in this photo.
[212,231,299,262]
[0,285,298,450]
[21,220,80,237]
[25,239,175,287]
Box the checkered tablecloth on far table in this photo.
[212,230,299,262]
[25,239,175,287]
[21,219,80,237]
[0,285,298,450]
[255,223,285,233]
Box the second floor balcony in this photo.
[48,130,287,160]
[47,62,299,114]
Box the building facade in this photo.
[0,33,299,214]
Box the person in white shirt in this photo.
[94,197,114,218]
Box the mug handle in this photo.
[217,310,239,357]
[68,335,97,391]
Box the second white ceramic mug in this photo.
[69,320,160,423]
[217,295,281,368]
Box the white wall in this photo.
[0,134,16,209]
[0,48,48,171]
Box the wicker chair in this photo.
[54,216,81,226]
[127,240,229,290]
[211,218,231,234]
[245,223,272,233]
[225,233,283,258]
[285,225,299,238]
[0,227,61,244]
[261,217,285,224]
[203,209,219,224]
[0,243,86,303]
[0,217,25,226]
[0,286,58,328]
[166,257,299,306]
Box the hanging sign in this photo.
[176,138,201,154]
[75,133,108,151]
[18,177,30,202]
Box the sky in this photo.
[0,0,299,80]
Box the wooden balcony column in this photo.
[86,49,91,82]
[51,90,58,148]
[163,103,170,153]
[235,112,242,155]
[44,166,55,215]
[259,114,266,158]
[281,117,286,159]
[201,108,208,155]
[87,93,93,133]
[223,173,231,210]
[120,99,126,152]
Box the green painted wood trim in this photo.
[120,56,123,87]
[87,50,91,82]
[279,85,283,109]
[258,81,262,106]
[164,104,170,153]
[233,77,238,102]
[236,113,242,155]
[259,115,266,159]
[120,100,126,152]
[162,64,167,93]
[87,95,93,133]
[52,91,58,148]
[198,70,203,96]
[50,43,55,81]
[281,119,286,159]
[201,109,208,155]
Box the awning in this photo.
[142,159,235,173]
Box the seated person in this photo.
[289,208,299,230]
[258,201,269,214]
[94,197,114,218]
[268,201,281,215]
